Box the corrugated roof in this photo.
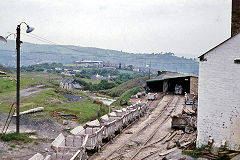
[147,72,197,83]
[61,78,75,83]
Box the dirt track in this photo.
[89,94,194,160]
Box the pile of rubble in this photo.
[171,93,197,133]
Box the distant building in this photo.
[74,60,103,67]
[0,71,6,75]
[91,74,109,80]
[133,68,140,72]
[60,78,83,90]
[0,71,7,78]
[146,71,198,95]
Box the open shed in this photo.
[146,72,198,95]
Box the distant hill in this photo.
[0,40,198,74]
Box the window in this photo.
[234,58,240,64]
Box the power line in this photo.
[18,32,198,65]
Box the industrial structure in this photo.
[146,71,198,95]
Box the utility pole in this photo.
[16,25,21,133]
[0,22,34,134]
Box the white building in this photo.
[197,33,240,151]
[197,0,240,151]
[60,78,83,90]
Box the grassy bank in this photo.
[111,87,140,107]
[101,77,148,97]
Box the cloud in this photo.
[0,0,231,57]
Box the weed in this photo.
[9,144,16,148]
[182,145,207,158]
[1,133,32,143]
[34,141,39,145]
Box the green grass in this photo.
[182,145,207,158]
[48,101,100,123]
[0,78,16,93]
[111,87,140,107]
[21,88,107,124]
[0,72,108,124]
[1,133,32,143]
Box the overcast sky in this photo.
[0,0,231,58]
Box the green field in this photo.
[0,72,108,124]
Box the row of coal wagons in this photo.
[73,102,147,152]
[29,102,148,160]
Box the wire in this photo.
[19,32,198,66]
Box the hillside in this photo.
[0,40,198,74]
[101,76,148,97]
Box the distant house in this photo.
[91,74,109,80]
[0,71,7,78]
[0,71,6,75]
[60,78,83,90]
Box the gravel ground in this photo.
[0,112,79,160]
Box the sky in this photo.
[0,0,231,58]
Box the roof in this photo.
[198,33,240,59]
[0,71,6,75]
[72,83,83,89]
[61,78,75,83]
[147,72,197,83]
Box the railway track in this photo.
[104,95,180,160]
[88,93,165,160]
[130,96,181,160]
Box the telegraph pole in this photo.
[16,25,21,133]
[0,22,34,134]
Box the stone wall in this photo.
[190,77,198,95]
[232,0,240,36]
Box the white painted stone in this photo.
[13,107,44,117]
[28,153,44,160]
[70,126,84,135]
[121,108,127,112]
[108,112,117,117]
[86,119,100,127]
[100,114,109,122]
[197,33,240,151]
[115,110,122,116]
[51,133,65,150]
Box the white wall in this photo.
[197,34,240,151]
